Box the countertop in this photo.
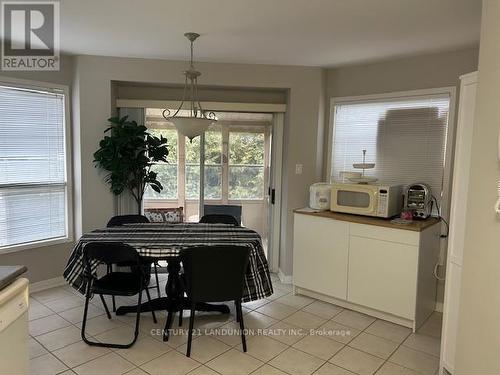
[0,265,28,291]
[294,208,440,232]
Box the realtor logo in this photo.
[1,1,60,70]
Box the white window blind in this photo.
[331,93,451,200]
[0,84,68,249]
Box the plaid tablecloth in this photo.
[63,223,273,302]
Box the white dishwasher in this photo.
[0,277,29,375]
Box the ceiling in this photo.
[59,0,482,67]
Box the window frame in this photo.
[327,86,457,220]
[0,76,73,254]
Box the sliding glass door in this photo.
[143,109,272,253]
[184,128,223,221]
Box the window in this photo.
[185,131,222,200]
[203,131,223,199]
[144,127,178,200]
[229,132,265,200]
[330,92,451,199]
[0,82,69,250]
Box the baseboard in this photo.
[278,269,293,284]
[440,358,454,375]
[30,276,66,294]
[435,302,443,313]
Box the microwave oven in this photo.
[330,183,403,218]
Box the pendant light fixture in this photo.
[162,32,216,141]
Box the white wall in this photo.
[455,1,500,373]
[72,55,324,276]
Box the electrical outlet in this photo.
[295,164,303,175]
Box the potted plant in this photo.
[94,116,169,213]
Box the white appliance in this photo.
[309,183,332,211]
[0,278,29,375]
[331,183,403,218]
[404,183,432,219]
[440,72,477,375]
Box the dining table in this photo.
[63,222,274,319]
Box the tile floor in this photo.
[29,273,442,375]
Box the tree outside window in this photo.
[145,125,266,202]
[185,131,222,200]
[229,132,265,200]
[144,127,178,199]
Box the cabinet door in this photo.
[348,235,418,319]
[293,214,349,300]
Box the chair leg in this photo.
[153,262,161,297]
[107,264,117,313]
[235,301,240,323]
[163,310,174,342]
[186,304,196,357]
[81,283,92,344]
[99,294,112,319]
[236,300,247,352]
[82,292,141,349]
[132,288,143,344]
[145,287,157,324]
[178,274,184,327]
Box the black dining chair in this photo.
[199,214,239,226]
[107,215,161,311]
[204,204,242,225]
[164,245,250,357]
[106,214,150,227]
[81,242,157,348]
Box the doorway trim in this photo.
[116,99,286,113]
[268,113,284,273]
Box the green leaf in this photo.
[94,116,169,209]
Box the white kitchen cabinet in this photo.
[348,234,418,319]
[440,72,477,375]
[293,210,441,330]
[293,213,349,300]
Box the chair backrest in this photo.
[180,246,250,302]
[199,214,239,226]
[203,205,242,225]
[107,215,150,227]
[83,242,140,269]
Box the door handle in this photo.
[271,188,276,205]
